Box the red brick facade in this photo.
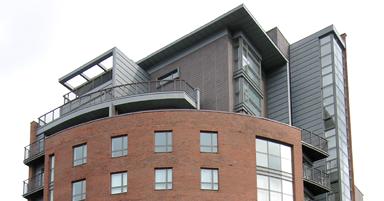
[43,110,304,201]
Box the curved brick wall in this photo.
[44,110,303,201]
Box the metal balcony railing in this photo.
[303,164,330,189]
[37,80,198,128]
[301,129,328,152]
[24,138,44,162]
[23,172,44,196]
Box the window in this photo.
[256,138,293,201]
[73,144,87,166]
[112,136,128,157]
[49,155,55,201]
[155,131,172,152]
[72,180,86,201]
[158,69,179,86]
[111,172,128,194]
[257,175,293,201]
[200,168,218,190]
[155,168,172,190]
[49,155,55,184]
[200,132,218,153]
[256,139,292,173]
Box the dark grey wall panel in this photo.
[266,65,289,124]
[290,35,324,134]
[148,33,233,112]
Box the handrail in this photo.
[24,138,44,161]
[23,172,44,196]
[301,128,328,152]
[303,164,330,189]
[38,80,198,128]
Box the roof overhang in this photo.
[59,48,115,91]
[137,4,288,71]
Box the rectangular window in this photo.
[49,155,55,184]
[158,69,179,86]
[200,168,218,190]
[112,136,128,157]
[49,155,55,201]
[155,168,172,190]
[155,131,172,152]
[72,180,86,201]
[200,132,218,153]
[73,144,87,166]
[111,172,128,194]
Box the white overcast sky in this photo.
[0,0,382,200]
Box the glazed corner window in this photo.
[111,172,128,194]
[200,168,218,190]
[72,180,86,201]
[112,136,128,157]
[256,139,292,173]
[155,168,173,190]
[158,68,179,86]
[155,131,172,152]
[200,132,218,153]
[73,144,87,166]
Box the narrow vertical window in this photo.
[154,131,172,152]
[200,168,219,190]
[49,155,55,201]
[73,144,87,166]
[111,172,128,194]
[72,180,86,201]
[112,136,128,157]
[155,168,173,190]
[200,132,218,153]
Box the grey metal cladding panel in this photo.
[290,59,319,74]
[292,104,322,122]
[291,86,321,104]
[289,36,324,133]
[293,120,323,134]
[289,40,318,59]
[270,113,289,124]
[290,48,319,67]
[290,38,318,54]
[290,61,319,81]
[268,103,289,117]
[266,65,289,123]
[291,79,321,96]
[268,96,288,111]
[114,51,150,83]
[114,60,148,83]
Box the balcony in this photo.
[303,164,331,195]
[301,129,328,162]
[24,139,44,165]
[37,80,199,135]
[23,172,44,198]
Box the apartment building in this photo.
[22,4,355,201]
